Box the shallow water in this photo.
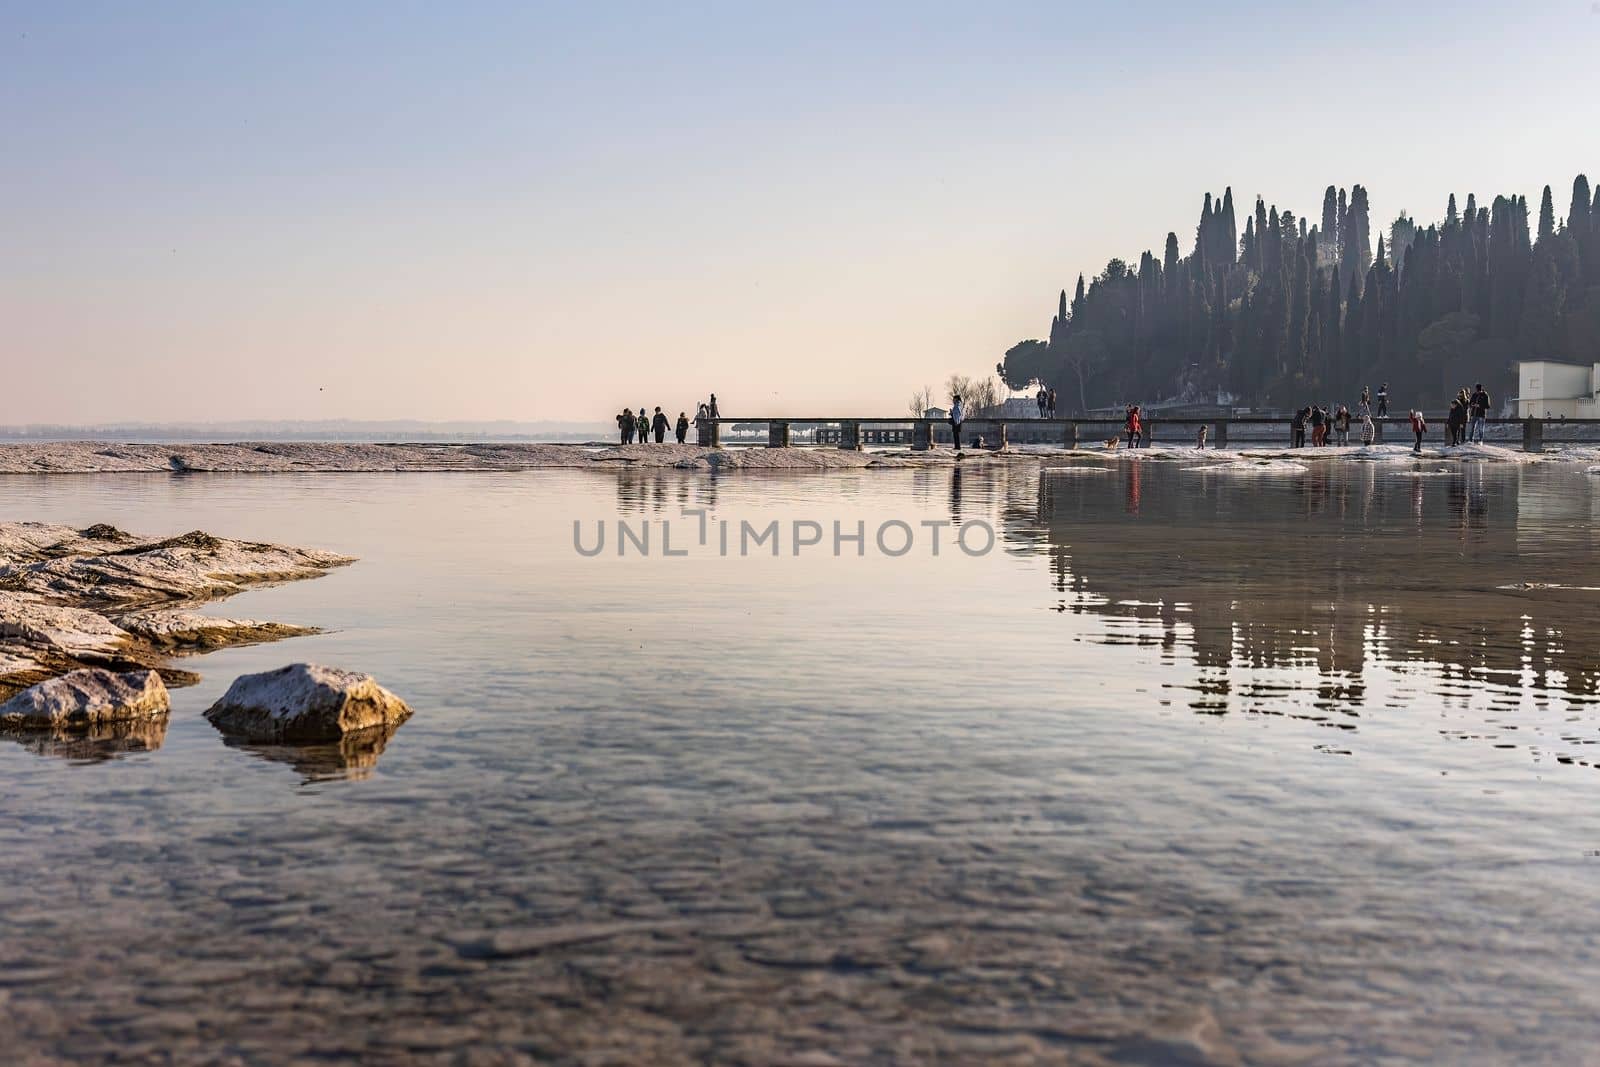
[3,461,1600,1064]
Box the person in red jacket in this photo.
[1409,408,1428,454]
[1125,405,1142,449]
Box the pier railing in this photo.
[695,416,1600,453]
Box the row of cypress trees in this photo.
[1002,175,1600,412]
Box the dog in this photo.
[1103,437,1121,451]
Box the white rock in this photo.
[0,528,354,606]
[116,611,314,650]
[0,668,169,729]
[205,663,411,742]
[0,591,130,656]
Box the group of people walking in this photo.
[1034,386,1059,418]
[616,393,720,445]
[1290,403,1360,448]
[616,406,684,444]
[1444,383,1493,446]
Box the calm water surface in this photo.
[3,460,1600,1065]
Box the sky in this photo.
[3,0,1598,424]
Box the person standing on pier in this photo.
[652,406,669,443]
[709,394,721,420]
[1334,404,1351,446]
[1291,406,1307,448]
[675,411,689,443]
[1447,390,1469,446]
[636,408,650,444]
[1047,387,1057,418]
[1376,383,1390,418]
[1469,383,1491,443]
[1036,386,1048,418]
[1124,405,1142,449]
[1409,408,1427,454]
[950,394,965,452]
[618,410,633,444]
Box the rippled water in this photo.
[3,460,1600,1064]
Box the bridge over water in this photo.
[700,415,1598,453]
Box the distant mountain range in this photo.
[0,419,612,443]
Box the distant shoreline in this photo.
[1,440,1596,475]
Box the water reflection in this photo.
[216,720,406,784]
[613,468,718,515]
[990,458,1600,765]
[1,717,168,762]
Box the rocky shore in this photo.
[0,521,350,700]
[3,439,1597,475]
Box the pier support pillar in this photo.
[767,421,790,448]
[840,421,861,451]
[1213,420,1228,448]
[1374,419,1384,444]
[1523,417,1543,453]
[708,419,722,448]
[1067,422,1078,450]
[913,420,932,451]
[995,422,1008,450]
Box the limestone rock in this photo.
[0,668,170,730]
[116,611,317,651]
[205,664,411,742]
[0,529,355,607]
[0,591,130,657]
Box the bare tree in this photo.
[947,373,1001,415]
[907,385,934,417]
[946,374,974,407]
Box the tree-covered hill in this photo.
[1002,175,1600,412]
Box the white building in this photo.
[1515,361,1599,418]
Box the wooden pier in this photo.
[697,415,1598,454]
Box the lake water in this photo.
[3,459,1600,1064]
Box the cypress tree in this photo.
[1321,186,1339,256]
[1220,188,1237,266]
[1254,197,1269,272]
[1163,232,1180,288]
[1538,185,1556,243]
[1324,266,1344,396]
[1266,207,1282,275]
[1343,272,1363,389]
[1520,247,1564,358]
[1569,175,1591,235]
[1059,289,1068,322]
[1339,186,1373,291]
[1446,193,1458,227]
[1290,238,1311,378]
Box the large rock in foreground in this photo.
[205,663,411,742]
[0,668,170,730]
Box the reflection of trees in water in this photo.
[986,460,1600,709]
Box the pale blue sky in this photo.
[4,1,1596,422]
